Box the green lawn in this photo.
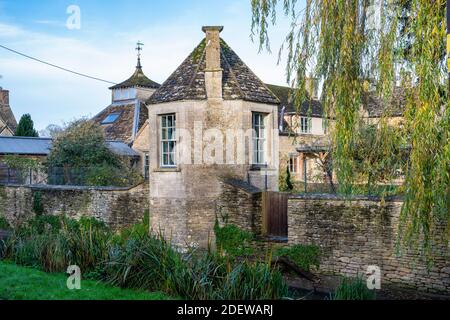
[0,261,170,300]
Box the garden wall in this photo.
[217,181,450,295]
[215,179,263,235]
[0,184,149,229]
[288,194,450,294]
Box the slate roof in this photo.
[266,83,406,118]
[265,84,323,117]
[109,65,160,90]
[362,87,406,117]
[0,136,139,157]
[0,100,17,133]
[92,102,148,143]
[148,39,279,105]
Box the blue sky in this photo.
[0,0,300,132]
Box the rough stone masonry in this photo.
[0,184,148,229]
[217,181,450,295]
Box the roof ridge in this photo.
[228,45,279,104]
[0,136,52,140]
[219,41,248,101]
[185,41,207,100]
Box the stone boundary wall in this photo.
[288,194,450,294]
[0,184,149,229]
[215,179,263,235]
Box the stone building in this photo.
[0,87,17,136]
[92,50,160,179]
[146,26,280,247]
[272,83,407,188]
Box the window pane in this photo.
[168,141,175,152]
[169,152,175,165]
[160,114,176,167]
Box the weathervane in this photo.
[136,41,144,68]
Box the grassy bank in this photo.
[0,261,170,300]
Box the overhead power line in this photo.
[0,44,117,85]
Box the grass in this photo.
[1,215,288,300]
[275,244,321,272]
[330,276,376,300]
[0,261,171,300]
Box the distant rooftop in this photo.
[0,136,139,157]
[109,58,160,90]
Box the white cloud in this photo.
[0,22,24,38]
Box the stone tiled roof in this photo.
[265,84,323,117]
[148,39,279,105]
[0,103,17,133]
[92,102,148,143]
[362,87,406,117]
[109,66,160,90]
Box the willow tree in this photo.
[251,0,449,257]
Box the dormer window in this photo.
[101,113,121,124]
[113,88,136,101]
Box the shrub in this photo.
[214,223,255,257]
[285,166,294,191]
[4,214,288,300]
[45,119,142,187]
[105,233,185,293]
[0,216,11,230]
[32,192,44,215]
[3,215,112,273]
[275,244,320,272]
[219,262,288,300]
[331,276,376,300]
[105,234,287,300]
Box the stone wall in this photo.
[216,179,263,235]
[0,184,149,229]
[288,194,450,294]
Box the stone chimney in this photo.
[202,26,223,100]
[0,88,9,106]
[305,78,319,100]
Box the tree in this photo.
[15,114,38,137]
[285,165,294,191]
[39,124,63,138]
[46,119,141,187]
[251,0,449,257]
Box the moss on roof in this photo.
[109,67,160,90]
[265,84,323,117]
[148,38,279,105]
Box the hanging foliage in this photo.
[251,0,449,257]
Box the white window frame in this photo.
[113,88,136,101]
[160,114,176,168]
[300,116,312,134]
[252,112,267,165]
[101,112,121,124]
[289,155,298,175]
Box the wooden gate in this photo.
[262,191,288,240]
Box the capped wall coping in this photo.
[221,178,262,195]
[287,193,404,202]
[1,183,145,192]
